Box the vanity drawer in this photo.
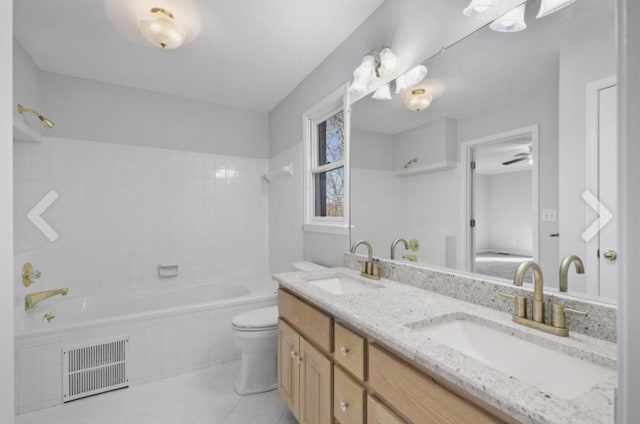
[334,365,365,424]
[368,344,503,424]
[278,289,333,353]
[334,323,366,381]
[367,395,405,424]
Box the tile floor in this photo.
[15,361,295,424]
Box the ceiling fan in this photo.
[502,145,532,166]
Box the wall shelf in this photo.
[394,161,457,177]
[13,117,43,143]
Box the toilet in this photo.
[231,261,326,395]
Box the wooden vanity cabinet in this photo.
[278,291,333,424]
[277,287,509,424]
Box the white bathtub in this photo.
[14,274,278,414]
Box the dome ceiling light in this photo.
[137,7,185,49]
[405,88,433,112]
[463,0,499,19]
[395,65,428,94]
[490,3,527,32]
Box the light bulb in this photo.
[138,8,185,49]
[349,54,377,94]
[463,0,499,19]
[490,4,527,32]
[395,65,428,94]
[372,84,392,100]
[379,47,398,72]
[537,0,577,18]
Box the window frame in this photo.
[302,84,351,235]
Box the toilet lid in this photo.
[232,306,278,330]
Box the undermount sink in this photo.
[408,316,611,400]
[307,276,380,295]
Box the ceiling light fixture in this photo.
[395,65,428,94]
[405,89,433,112]
[138,7,185,49]
[372,84,392,100]
[490,4,527,32]
[537,0,577,18]
[463,0,499,19]
[349,47,399,94]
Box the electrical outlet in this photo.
[541,209,557,222]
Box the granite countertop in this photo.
[274,267,616,424]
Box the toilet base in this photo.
[233,348,278,395]
[234,381,278,396]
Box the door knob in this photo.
[603,250,617,261]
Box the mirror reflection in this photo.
[350,0,616,302]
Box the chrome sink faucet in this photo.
[25,288,69,311]
[500,260,587,337]
[350,240,380,280]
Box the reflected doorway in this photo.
[462,125,539,282]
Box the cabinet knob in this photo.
[295,354,302,365]
[290,350,296,359]
[340,346,349,357]
[339,401,348,412]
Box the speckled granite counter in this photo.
[274,267,616,424]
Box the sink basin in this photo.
[409,317,611,400]
[307,276,380,295]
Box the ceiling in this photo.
[351,0,614,135]
[474,135,532,174]
[13,0,387,113]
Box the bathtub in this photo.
[14,274,278,414]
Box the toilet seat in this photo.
[232,306,278,331]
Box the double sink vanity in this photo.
[274,258,616,423]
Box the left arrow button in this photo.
[27,190,59,242]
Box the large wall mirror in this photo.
[349,0,617,303]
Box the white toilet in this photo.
[231,261,326,395]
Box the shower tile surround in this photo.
[13,137,269,298]
[275,266,616,424]
[345,253,617,342]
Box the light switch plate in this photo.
[541,209,557,222]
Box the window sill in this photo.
[302,223,350,236]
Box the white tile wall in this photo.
[14,298,275,414]
[13,137,270,297]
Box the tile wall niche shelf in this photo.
[394,161,457,176]
[13,117,43,143]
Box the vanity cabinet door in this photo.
[369,344,503,424]
[299,338,333,424]
[367,395,405,424]
[334,323,366,382]
[278,319,300,420]
[334,365,365,424]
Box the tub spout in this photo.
[25,288,69,311]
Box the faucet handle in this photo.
[22,263,41,287]
[498,292,527,318]
[552,304,588,329]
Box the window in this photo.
[303,85,350,234]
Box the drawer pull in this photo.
[339,401,348,412]
[340,346,349,356]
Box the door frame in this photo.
[585,75,617,297]
[459,124,540,274]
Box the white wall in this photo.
[1,1,14,422]
[13,138,269,302]
[268,143,304,272]
[351,129,394,170]
[558,22,616,292]
[393,117,457,169]
[39,72,269,158]
[479,170,533,255]
[13,40,41,127]
[618,0,640,421]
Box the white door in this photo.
[597,85,618,300]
